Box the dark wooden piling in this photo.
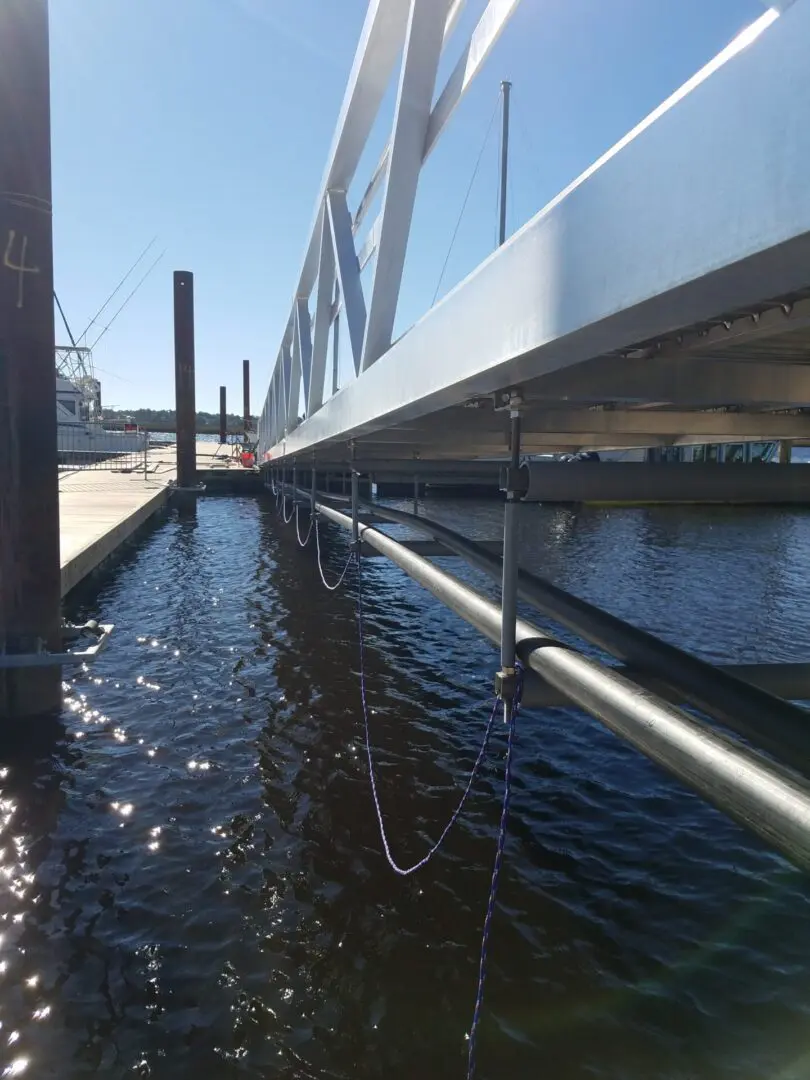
[219,386,227,445]
[173,271,196,487]
[0,0,62,716]
[243,359,250,435]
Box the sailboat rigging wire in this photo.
[89,249,166,351]
[432,91,502,306]
[79,236,158,343]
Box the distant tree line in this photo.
[103,407,255,432]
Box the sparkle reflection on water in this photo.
[1,495,810,1078]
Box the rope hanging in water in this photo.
[314,513,355,591]
[294,502,314,547]
[356,547,518,1080]
[356,548,499,875]
[467,696,517,1080]
[279,495,517,1078]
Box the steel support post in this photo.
[219,386,227,445]
[292,461,297,506]
[498,80,512,247]
[173,271,196,488]
[242,358,250,435]
[0,0,62,716]
[413,474,419,516]
[351,448,360,546]
[311,462,317,513]
[497,408,522,711]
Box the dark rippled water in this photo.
[3,494,810,1078]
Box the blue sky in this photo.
[49,0,767,412]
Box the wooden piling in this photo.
[0,0,62,716]
[173,271,196,487]
[243,359,250,435]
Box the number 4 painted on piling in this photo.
[3,230,40,309]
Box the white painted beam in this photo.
[424,0,521,160]
[357,212,382,271]
[352,0,471,236]
[298,0,412,299]
[281,342,294,435]
[361,0,451,371]
[309,206,336,415]
[327,189,367,376]
[259,0,809,460]
[295,298,313,415]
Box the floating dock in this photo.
[59,442,254,597]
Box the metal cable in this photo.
[281,491,295,525]
[314,513,355,591]
[432,92,502,306]
[356,548,500,876]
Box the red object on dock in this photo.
[240,452,255,469]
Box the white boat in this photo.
[57,377,144,458]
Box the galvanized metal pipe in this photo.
[500,411,521,680]
[351,471,360,545]
[316,501,810,872]
[498,80,511,248]
[342,497,810,773]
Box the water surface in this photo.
[2,495,810,1078]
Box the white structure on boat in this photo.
[56,377,143,457]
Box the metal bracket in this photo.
[498,464,528,495]
[493,388,524,413]
[0,623,114,670]
[494,666,519,703]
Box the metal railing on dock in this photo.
[57,421,148,473]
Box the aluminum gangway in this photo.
[256,0,810,469]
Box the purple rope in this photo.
[356,548,500,876]
[314,513,355,591]
[295,502,314,547]
[466,698,516,1079]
